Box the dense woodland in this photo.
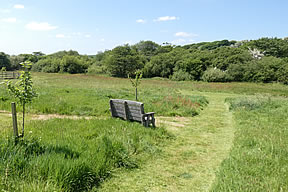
[1,37,288,84]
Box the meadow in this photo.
[0,72,288,191]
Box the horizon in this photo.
[1,0,288,55]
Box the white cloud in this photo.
[136,19,146,23]
[154,16,179,22]
[85,34,91,38]
[14,4,25,9]
[1,17,17,23]
[26,22,58,31]
[56,34,65,38]
[175,32,197,37]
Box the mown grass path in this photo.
[99,92,236,192]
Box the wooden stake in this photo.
[11,102,18,138]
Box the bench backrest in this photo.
[110,99,145,122]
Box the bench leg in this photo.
[151,116,155,127]
[142,114,156,127]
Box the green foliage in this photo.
[6,61,37,137]
[211,47,252,70]
[1,67,6,73]
[4,38,288,84]
[87,62,107,74]
[32,57,61,73]
[105,45,144,77]
[133,40,160,58]
[171,69,192,81]
[201,68,231,82]
[183,39,235,50]
[0,52,11,70]
[173,50,210,80]
[9,55,26,70]
[244,37,288,58]
[32,51,92,74]
[239,57,288,83]
[7,61,37,106]
[128,70,143,101]
[128,70,142,88]
[143,48,183,78]
[59,55,86,74]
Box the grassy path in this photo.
[99,92,236,192]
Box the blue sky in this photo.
[1,0,288,55]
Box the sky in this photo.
[0,0,288,55]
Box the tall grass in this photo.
[0,73,208,117]
[0,118,170,191]
[211,97,288,191]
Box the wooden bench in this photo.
[109,99,155,127]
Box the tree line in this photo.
[1,37,288,84]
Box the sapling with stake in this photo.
[128,70,142,101]
[6,61,37,138]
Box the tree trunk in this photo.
[135,87,138,101]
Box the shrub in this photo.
[60,56,86,74]
[201,68,230,82]
[171,69,192,81]
[87,61,106,74]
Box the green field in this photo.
[1,73,288,191]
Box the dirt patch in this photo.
[157,116,191,131]
[31,114,93,120]
[0,110,11,117]
[0,110,94,120]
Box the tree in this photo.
[244,37,288,58]
[133,41,159,58]
[0,52,11,70]
[9,55,26,70]
[6,61,37,138]
[211,47,252,70]
[105,45,144,77]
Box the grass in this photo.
[0,118,170,191]
[0,72,208,191]
[210,96,288,191]
[99,91,236,192]
[1,72,288,191]
[0,73,208,117]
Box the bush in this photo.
[201,68,230,82]
[33,55,89,74]
[171,69,192,81]
[87,61,106,74]
[32,58,61,73]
